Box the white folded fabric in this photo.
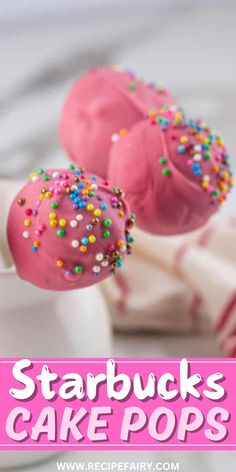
[101,220,236,356]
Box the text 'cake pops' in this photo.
[108,109,233,235]
[59,66,175,178]
[7,167,135,290]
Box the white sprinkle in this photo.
[86,224,93,231]
[52,172,60,178]
[71,240,79,248]
[91,184,98,190]
[111,133,119,143]
[76,214,83,221]
[120,245,127,252]
[93,265,101,273]
[194,145,201,152]
[71,185,78,191]
[70,220,78,228]
[32,176,39,182]
[203,175,210,182]
[101,260,109,267]
[96,253,103,262]
[193,154,202,162]
[22,231,30,239]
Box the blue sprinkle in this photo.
[31,246,38,252]
[178,145,186,153]
[100,203,107,210]
[75,170,81,175]
[78,182,85,189]
[91,176,97,180]
[81,237,89,245]
[79,201,86,209]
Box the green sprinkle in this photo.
[156,117,163,124]
[74,265,83,274]
[131,213,136,220]
[128,83,137,91]
[57,229,65,237]
[159,157,167,165]
[103,218,112,228]
[204,153,211,160]
[211,189,220,197]
[43,175,50,181]
[51,202,58,209]
[103,230,110,238]
[162,168,171,176]
[68,164,76,170]
[88,191,95,197]
[38,168,44,175]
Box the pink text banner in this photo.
[0,358,235,450]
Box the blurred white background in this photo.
[1,0,236,470]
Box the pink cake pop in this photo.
[108,109,233,235]
[59,66,175,178]
[7,166,135,290]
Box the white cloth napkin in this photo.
[101,219,236,356]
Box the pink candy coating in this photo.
[59,67,175,178]
[108,112,233,235]
[7,168,135,290]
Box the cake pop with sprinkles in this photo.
[7,166,135,290]
[59,66,175,178]
[108,108,233,235]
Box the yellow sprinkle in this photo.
[201,181,209,189]
[217,139,224,147]
[24,219,31,227]
[49,212,57,220]
[29,173,36,180]
[50,219,58,227]
[180,136,188,144]
[88,235,96,243]
[93,209,101,217]
[203,138,209,145]
[222,171,229,180]
[45,191,52,198]
[218,182,228,192]
[87,204,94,211]
[59,219,67,227]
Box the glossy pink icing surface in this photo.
[7,168,135,290]
[108,111,233,235]
[59,67,175,178]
